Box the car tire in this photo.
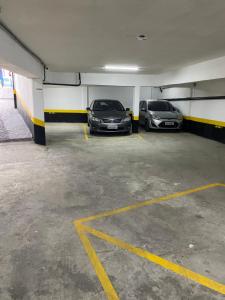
[145,119,151,132]
[90,127,95,135]
[127,126,132,135]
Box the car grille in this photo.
[102,118,122,123]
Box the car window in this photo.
[93,100,125,111]
[148,101,172,111]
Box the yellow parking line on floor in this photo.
[75,222,119,300]
[137,133,144,140]
[76,183,222,224]
[82,124,89,141]
[74,183,225,299]
[82,224,225,296]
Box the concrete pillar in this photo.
[81,85,88,123]
[82,85,88,109]
[132,86,140,133]
[32,79,46,145]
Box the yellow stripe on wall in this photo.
[184,116,225,127]
[43,108,225,128]
[15,90,45,127]
[44,109,87,114]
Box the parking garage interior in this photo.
[0,1,225,300]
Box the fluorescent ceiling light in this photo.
[104,65,139,71]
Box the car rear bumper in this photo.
[150,119,183,129]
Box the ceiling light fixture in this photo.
[104,65,139,72]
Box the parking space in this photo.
[75,184,225,299]
[1,123,225,299]
[46,123,145,146]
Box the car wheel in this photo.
[90,126,95,135]
[127,125,132,135]
[145,119,151,132]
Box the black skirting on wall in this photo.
[16,94,46,145]
[132,119,139,133]
[45,112,87,123]
[183,119,225,144]
[33,124,46,145]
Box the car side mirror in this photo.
[86,107,91,111]
[126,108,130,111]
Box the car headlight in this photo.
[177,115,183,120]
[153,115,161,120]
[91,116,101,122]
[123,117,131,122]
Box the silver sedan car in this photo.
[139,99,183,131]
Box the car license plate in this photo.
[107,124,118,129]
[165,122,174,126]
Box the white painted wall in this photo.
[14,74,34,114]
[33,79,45,121]
[161,87,192,99]
[170,101,191,117]
[44,85,134,111]
[193,79,225,97]
[161,79,225,122]
[44,85,87,111]
[14,74,45,122]
[88,86,133,109]
[189,100,225,122]
[140,87,162,100]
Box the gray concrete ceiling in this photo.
[1,0,225,73]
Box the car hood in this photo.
[92,111,127,119]
[150,111,180,119]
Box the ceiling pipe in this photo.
[0,21,46,68]
[0,21,82,86]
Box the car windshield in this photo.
[148,101,172,111]
[93,100,125,111]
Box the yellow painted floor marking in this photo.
[82,224,225,295]
[74,183,225,299]
[75,222,119,300]
[76,183,221,224]
[137,133,144,140]
[82,124,89,141]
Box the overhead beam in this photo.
[0,23,44,79]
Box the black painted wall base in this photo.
[132,119,139,133]
[183,119,225,144]
[45,112,87,123]
[16,96,46,145]
[34,124,46,145]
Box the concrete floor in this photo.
[0,123,225,300]
[0,98,32,142]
